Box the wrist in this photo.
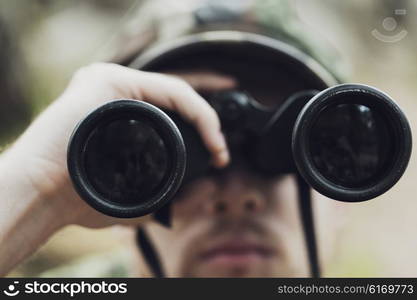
[0,148,67,275]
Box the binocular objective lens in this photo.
[83,118,169,205]
[310,103,392,188]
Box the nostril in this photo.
[214,201,226,213]
[244,199,257,212]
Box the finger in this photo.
[165,71,237,91]
[117,67,230,167]
[142,73,230,167]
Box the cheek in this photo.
[146,220,212,277]
[266,176,310,275]
[265,175,299,223]
[264,176,307,255]
[171,179,217,227]
[144,223,186,277]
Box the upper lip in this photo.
[199,238,275,261]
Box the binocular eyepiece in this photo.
[67,84,412,218]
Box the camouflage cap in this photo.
[103,0,345,82]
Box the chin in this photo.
[195,268,272,278]
[184,261,286,278]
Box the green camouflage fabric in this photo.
[105,0,346,82]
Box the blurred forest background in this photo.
[1,0,417,277]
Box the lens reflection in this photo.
[310,104,392,188]
[84,119,169,204]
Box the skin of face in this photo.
[138,169,312,277]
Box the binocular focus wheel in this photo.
[67,100,186,218]
[292,84,412,202]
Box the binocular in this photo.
[67,84,412,218]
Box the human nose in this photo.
[204,174,266,217]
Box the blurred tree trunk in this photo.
[0,18,31,145]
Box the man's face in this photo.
[133,69,328,277]
[144,169,310,277]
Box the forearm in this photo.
[0,148,65,276]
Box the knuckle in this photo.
[72,63,112,82]
[196,108,218,129]
[169,75,191,90]
[205,105,220,124]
